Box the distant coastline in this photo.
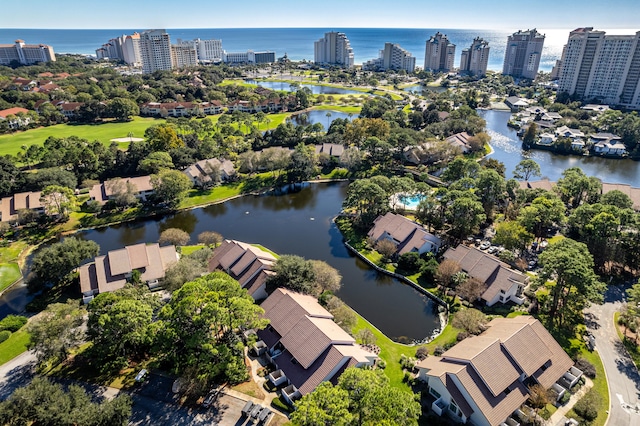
[0,27,569,71]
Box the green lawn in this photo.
[0,263,22,292]
[0,329,30,365]
[351,311,460,390]
[0,117,166,156]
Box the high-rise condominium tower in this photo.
[502,29,545,80]
[139,29,173,74]
[460,37,490,76]
[314,32,354,68]
[424,32,455,72]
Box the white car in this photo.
[479,241,491,250]
[134,369,148,382]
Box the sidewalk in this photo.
[546,377,593,426]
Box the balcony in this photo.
[252,340,267,356]
[281,384,300,405]
[500,417,520,426]
[431,397,447,416]
[268,369,287,387]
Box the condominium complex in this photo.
[96,33,141,65]
[555,28,640,110]
[363,42,416,72]
[171,41,198,68]
[459,37,490,76]
[194,38,223,62]
[0,40,56,65]
[139,29,173,74]
[502,29,545,80]
[424,32,455,72]
[314,32,354,69]
[223,50,276,64]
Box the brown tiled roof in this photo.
[443,374,474,418]
[108,248,133,276]
[368,212,440,255]
[443,245,527,303]
[0,191,43,222]
[417,316,573,426]
[259,288,333,338]
[280,316,354,369]
[0,107,29,118]
[275,346,349,395]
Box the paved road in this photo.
[587,284,640,426]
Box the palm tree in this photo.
[348,112,354,122]
[326,111,332,128]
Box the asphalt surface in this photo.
[0,351,260,426]
[587,284,640,426]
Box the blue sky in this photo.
[2,0,638,29]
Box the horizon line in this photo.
[4,26,636,31]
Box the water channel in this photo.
[244,80,366,96]
[291,110,355,127]
[480,109,640,186]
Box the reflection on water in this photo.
[244,80,365,95]
[15,183,440,342]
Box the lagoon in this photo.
[244,80,366,95]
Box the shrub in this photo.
[0,315,28,332]
[397,252,423,274]
[452,308,488,335]
[456,331,470,341]
[560,391,571,405]
[573,389,601,421]
[575,357,596,379]
[272,396,294,413]
[402,371,411,382]
[433,345,445,356]
[415,346,429,360]
[0,330,11,344]
[377,359,387,369]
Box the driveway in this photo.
[587,284,640,426]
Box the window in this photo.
[429,387,441,399]
[449,400,459,414]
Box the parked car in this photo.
[134,369,148,382]
[479,241,491,250]
[528,260,537,270]
[202,389,218,408]
[487,246,498,254]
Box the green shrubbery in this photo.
[0,330,11,344]
[0,315,27,332]
[573,389,601,421]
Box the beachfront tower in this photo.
[555,28,640,110]
[502,28,545,80]
[424,32,455,72]
[459,37,490,76]
[314,32,354,69]
[363,42,416,72]
[139,29,173,74]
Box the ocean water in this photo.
[0,27,572,72]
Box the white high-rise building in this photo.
[363,43,415,72]
[195,38,223,62]
[0,40,55,65]
[139,29,173,74]
[459,37,490,76]
[556,28,640,110]
[502,29,545,80]
[314,32,354,69]
[424,32,455,72]
[122,33,141,66]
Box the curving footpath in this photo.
[587,284,640,426]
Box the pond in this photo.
[8,183,442,344]
[481,109,640,186]
[291,110,356,128]
[244,79,367,95]
[403,84,448,95]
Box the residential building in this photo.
[183,158,236,188]
[556,28,640,109]
[416,316,575,426]
[314,143,345,161]
[521,179,640,211]
[314,32,354,69]
[194,38,223,62]
[56,101,84,119]
[445,132,474,153]
[139,29,173,74]
[256,288,377,403]
[504,96,529,112]
[592,132,627,156]
[363,42,416,72]
[96,33,141,65]
[222,50,275,64]
[0,107,31,130]
[79,243,179,303]
[88,176,155,205]
[368,212,442,256]
[140,101,222,117]
[442,245,528,306]
[171,41,198,68]
[424,32,455,72]
[459,37,490,76]
[0,191,44,223]
[0,40,55,65]
[208,239,277,300]
[502,29,545,80]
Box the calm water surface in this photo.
[6,183,441,343]
[481,109,640,185]
[245,80,365,95]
